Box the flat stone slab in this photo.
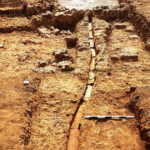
[88,23,93,31]
[84,85,93,101]
[89,71,96,82]
[89,39,95,48]
[90,49,96,57]
[89,31,93,39]
[113,23,128,29]
[120,48,138,61]
[90,58,96,71]
[111,48,139,62]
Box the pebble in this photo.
[129,35,139,40]
[24,81,30,85]
[0,43,4,48]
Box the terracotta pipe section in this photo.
[67,104,85,150]
[67,21,96,150]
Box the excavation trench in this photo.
[78,17,149,149]
[67,18,96,150]
[22,78,41,149]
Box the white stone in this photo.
[0,43,4,48]
[90,49,96,57]
[89,39,94,48]
[88,23,92,31]
[24,81,30,85]
[129,35,139,40]
[84,85,93,101]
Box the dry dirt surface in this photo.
[0,0,150,150]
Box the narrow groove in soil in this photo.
[22,78,41,150]
[67,17,96,150]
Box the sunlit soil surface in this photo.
[58,0,118,10]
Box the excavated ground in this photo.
[80,19,149,150]
[0,0,150,150]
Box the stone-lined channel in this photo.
[67,16,96,150]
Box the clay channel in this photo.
[67,17,96,150]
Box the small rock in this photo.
[24,81,30,85]
[71,99,78,103]
[37,26,51,37]
[53,48,67,57]
[55,11,65,17]
[89,39,95,48]
[44,66,56,73]
[34,66,56,74]
[42,11,52,18]
[111,55,119,62]
[125,26,134,32]
[145,39,150,50]
[53,49,72,62]
[52,62,57,66]
[60,30,67,35]
[26,4,36,15]
[119,3,126,8]
[21,39,42,45]
[120,48,138,61]
[0,91,2,95]
[49,26,55,30]
[38,61,47,68]
[38,27,49,34]
[53,28,60,35]
[129,35,139,40]
[88,23,92,31]
[57,61,75,71]
[77,41,89,51]
[31,15,42,25]
[0,43,4,48]
[114,23,127,29]
[67,30,72,35]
